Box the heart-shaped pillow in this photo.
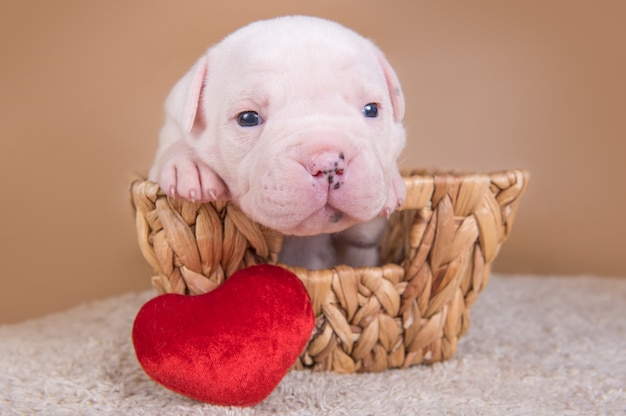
[132,264,314,407]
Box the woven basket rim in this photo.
[133,168,529,208]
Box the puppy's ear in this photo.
[166,55,209,136]
[376,52,405,122]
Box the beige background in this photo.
[1,1,624,323]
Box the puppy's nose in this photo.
[307,151,346,183]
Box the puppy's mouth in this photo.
[238,152,389,236]
[280,204,360,236]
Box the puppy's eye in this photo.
[237,111,262,127]
[362,103,379,118]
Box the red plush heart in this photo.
[132,264,314,407]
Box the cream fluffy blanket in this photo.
[1,275,625,415]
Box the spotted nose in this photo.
[307,151,346,189]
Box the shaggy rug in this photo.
[1,274,625,415]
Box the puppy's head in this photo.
[168,15,406,236]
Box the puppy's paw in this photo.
[158,155,229,202]
[381,170,407,217]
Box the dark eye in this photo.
[237,111,262,127]
[362,103,379,118]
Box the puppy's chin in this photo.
[256,205,363,236]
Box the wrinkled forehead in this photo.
[208,21,384,91]
[209,51,384,118]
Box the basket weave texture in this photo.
[130,169,528,373]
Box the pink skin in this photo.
[154,140,228,202]
[235,127,404,235]
[149,16,407,240]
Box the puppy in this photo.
[149,15,406,269]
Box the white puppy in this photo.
[149,15,406,269]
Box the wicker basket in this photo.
[130,169,528,373]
